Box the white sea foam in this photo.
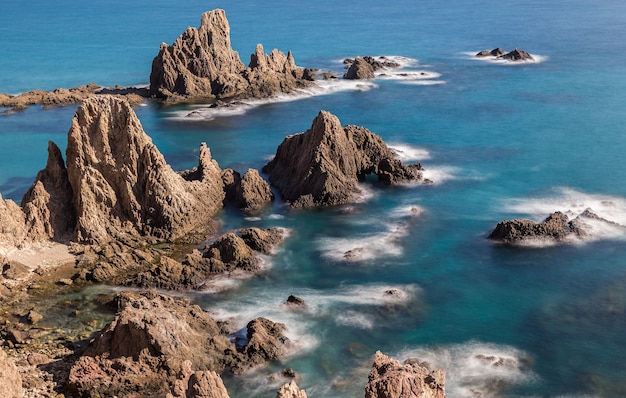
[465,51,548,65]
[388,143,431,162]
[335,310,374,329]
[501,187,626,243]
[166,79,377,121]
[397,341,537,398]
[318,205,423,262]
[401,79,447,86]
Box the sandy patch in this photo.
[0,241,75,284]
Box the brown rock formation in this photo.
[344,56,375,80]
[68,291,291,397]
[169,361,231,398]
[0,347,22,398]
[21,141,75,242]
[0,194,27,248]
[149,9,313,103]
[222,168,274,212]
[66,95,224,244]
[0,83,146,113]
[276,380,308,398]
[487,209,621,245]
[364,351,446,398]
[262,111,424,208]
[80,227,285,289]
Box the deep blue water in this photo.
[2,1,626,397]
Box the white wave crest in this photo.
[166,79,377,121]
[397,341,537,398]
[318,205,423,262]
[388,143,431,162]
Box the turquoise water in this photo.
[2,1,626,397]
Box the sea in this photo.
[2,0,626,397]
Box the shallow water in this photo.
[2,0,626,396]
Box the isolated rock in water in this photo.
[364,351,446,398]
[476,48,534,61]
[150,9,312,103]
[21,141,75,242]
[276,380,308,398]
[476,48,506,57]
[65,95,224,244]
[263,110,424,207]
[0,347,23,398]
[501,48,534,61]
[239,317,291,368]
[0,194,27,247]
[344,56,375,79]
[488,212,574,244]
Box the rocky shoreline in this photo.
[0,7,556,398]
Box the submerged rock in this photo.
[150,9,313,103]
[263,111,425,208]
[364,351,446,398]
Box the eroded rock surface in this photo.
[68,291,291,397]
[263,111,424,207]
[150,9,313,103]
[0,194,27,248]
[223,168,274,212]
[66,95,224,244]
[364,351,446,398]
[276,380,308,398]
[0,347,22,398]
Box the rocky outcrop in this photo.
[0,347,22,398]
[476,48,534,61]
[488,209,622,244]
[364,351,446,398]
[75,227,284,289]
[223,168,274,212]
[0,83,146,113]
[0,194,27,248]
[343,56,401,79]
[150,9,313,104]
[262,111,425,208]
[21,141,75,242]
[68,291,291,397]
[344,56,375,80]
[66,95,224,244]
[276,380,308,398]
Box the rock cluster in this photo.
[150,9,314,104]
[476,48,534,61]
[277,380,308,398]
[488,209,622,244]
[343,56,401,79]
[263,111,425,208]
[0,83,146,114]
[67,290,292,397]
[223,168,274,212]
[364,351,446,398]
